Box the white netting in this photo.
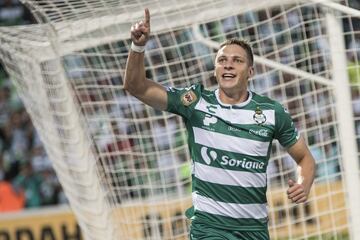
[0,0,360,239]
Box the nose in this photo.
[224,61,234,69]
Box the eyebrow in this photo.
[216,54,246,60]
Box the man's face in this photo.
[214,44,254,92]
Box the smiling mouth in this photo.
[222,73,236,80]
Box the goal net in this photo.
[0,0,359,239]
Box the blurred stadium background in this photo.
[0,0,360,239]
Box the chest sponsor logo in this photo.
[249,128,269,137]
[200,147,265,169]
[221,155,265,170]
[203,114,217,126]
[228,126,241,132]
[201,147,217,165]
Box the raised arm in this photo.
[286,137,316,204]
[124,8,167,110]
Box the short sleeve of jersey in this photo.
[166,84,202,119]
[274,102,299,148]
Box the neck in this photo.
[218,88,249,105]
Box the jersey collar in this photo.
[215,89,253,108]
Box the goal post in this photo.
[326,10,360,239]
[0,0,360,239]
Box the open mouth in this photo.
[222,73,236,80]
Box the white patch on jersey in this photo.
[194,162,267,188]
[193,192,267,219]
[195,98,275,125]
[193,127,270,157]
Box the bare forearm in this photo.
[124,9,167,110]
[124,50,146,96]
[297,153,315,193]
[287,137,316,203]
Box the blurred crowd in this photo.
[0,0,67,212]
[0,0,360,212]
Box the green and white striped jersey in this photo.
[166,84,299,231]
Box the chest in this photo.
[190,101,275,141]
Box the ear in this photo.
[248,66,254,79]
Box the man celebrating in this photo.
[124,8,315,240]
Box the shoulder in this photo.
[166,83,205,107]
[250,92,289,114]
[167,83,204,95]
[250,92,277,108]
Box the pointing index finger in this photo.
[144,8,150,25]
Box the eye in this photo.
[218,58,226,63]
[234,58,243,63]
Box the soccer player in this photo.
[124,8,315,240]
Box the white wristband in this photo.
[131,42,145,53]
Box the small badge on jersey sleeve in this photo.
[181,90,197,106]
[281,104,289,114]
[253,107,267,125]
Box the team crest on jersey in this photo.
[181,90,197,106]
[253,107,266,125]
